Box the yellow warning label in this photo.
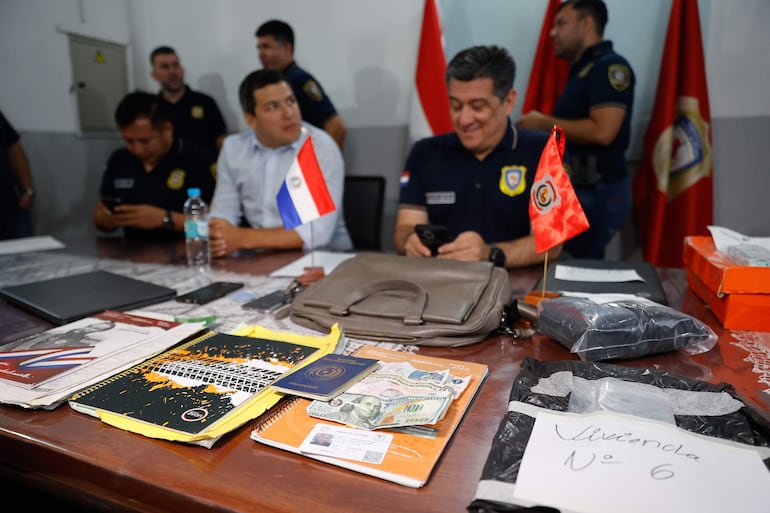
[94,50,106,64]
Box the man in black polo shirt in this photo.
[395,45,562,269]
[93,92,216,242]
[150,46,228,154]
[255,20,346,150]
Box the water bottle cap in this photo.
[187,188,201,197]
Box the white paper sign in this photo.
[513,410,770,513]
[299,423,393,464]
[554,265,644,283]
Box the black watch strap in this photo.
[162,210,174,231]
[489,245,505,267]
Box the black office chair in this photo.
[343,175,386,251]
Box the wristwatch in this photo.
[489,245,506,267]
[162,210,174,231]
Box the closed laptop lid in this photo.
[0,270,177,325]
[536,259,668,305]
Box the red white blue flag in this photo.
[276,137,336,231]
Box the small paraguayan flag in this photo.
[276,136,336,231]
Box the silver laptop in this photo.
[0,270,177,325]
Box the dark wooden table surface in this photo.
[1,239,768,512]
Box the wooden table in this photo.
[1,239,768,512]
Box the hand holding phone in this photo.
[101,196,123,212]
[415,224,451,256]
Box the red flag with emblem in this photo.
[522,0,570,114]
[632,0,713,267]
[407,0,453,143]
[529,126,589,254]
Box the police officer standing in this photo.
[518,0,634,259]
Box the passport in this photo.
[270,353,379,401]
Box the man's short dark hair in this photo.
[445,45,516,101]
[255,19,295,50]
[238,69,287,114]
[559,0,608,36]
[114,91,169,130]
[149,45,177,65]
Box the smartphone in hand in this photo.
[101,196,123,212]
[415,224,451,256]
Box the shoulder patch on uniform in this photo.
[191,105,204,119]
[167,168,186,190]
[210,163,217,180]
[578,62,594,78]
[608,64,631,91]
[303,80,324,102]
[499,165,527,197]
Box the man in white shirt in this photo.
[208,69,351,257]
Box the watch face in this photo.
[490,246,505,267]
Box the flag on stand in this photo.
[529,126,589,254]
[276,136,336,231]
[521,0,569,114]
[407,0,453,144]
[632,0,713,267]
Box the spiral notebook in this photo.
[251,345,488,488]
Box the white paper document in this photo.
[554,264,644,283]
[0,235,64,255]
[269,251,356,278]
[708,225,770,252]
[299,423,393,464]
[512,410,770,513]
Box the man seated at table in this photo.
[207,69,351,257]
[93,92,217,241]
[393,45,562,269]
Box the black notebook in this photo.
[534,259,667,305]
[0,270,177,325]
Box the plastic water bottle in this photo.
[184,188,210,272]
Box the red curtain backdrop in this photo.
[522,0,569,114]
[633,0,713,267]
[408,0,453,143]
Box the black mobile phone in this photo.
[101,196,123,212]
[175,281,244,305]
[242,290,289,312]
[415,224,451,256]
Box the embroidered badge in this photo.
[400,171,410,187]
[167,168,186,190]
[651,96,712,200]
[498,165,527,197]
[303,80,324,102]
[608,64,631,91]
[191,105,204,119]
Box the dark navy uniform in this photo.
[158,86,227,154]
[99,138,216,241]
[282,61,337,130]
[553,40,635,259]
[399,124,549,243]
[0,110,33,239]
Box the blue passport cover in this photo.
[270,353,379,400]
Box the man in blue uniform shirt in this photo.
[93,92,217,242]
[207,69,351,257]
[255,20,346,150]
[518,0,635,259]
[0,109,35,239]
[394,45,562,269]
[150,46,228,153]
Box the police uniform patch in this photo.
[608,64,631,91]
[498,165,527,197]
[167,168,186,190]
[400,171,410,187]
[191,105,204,119]
[303,80,324,102]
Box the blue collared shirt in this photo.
[210,122,351,251]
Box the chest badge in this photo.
[498,165,527,197]
[167,168,186,190]
[191,105,204,119]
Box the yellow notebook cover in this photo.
[250,345,488,487]
[69,324,342,448]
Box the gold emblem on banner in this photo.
[652,96,712,200]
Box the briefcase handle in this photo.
[328,279,427,326]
